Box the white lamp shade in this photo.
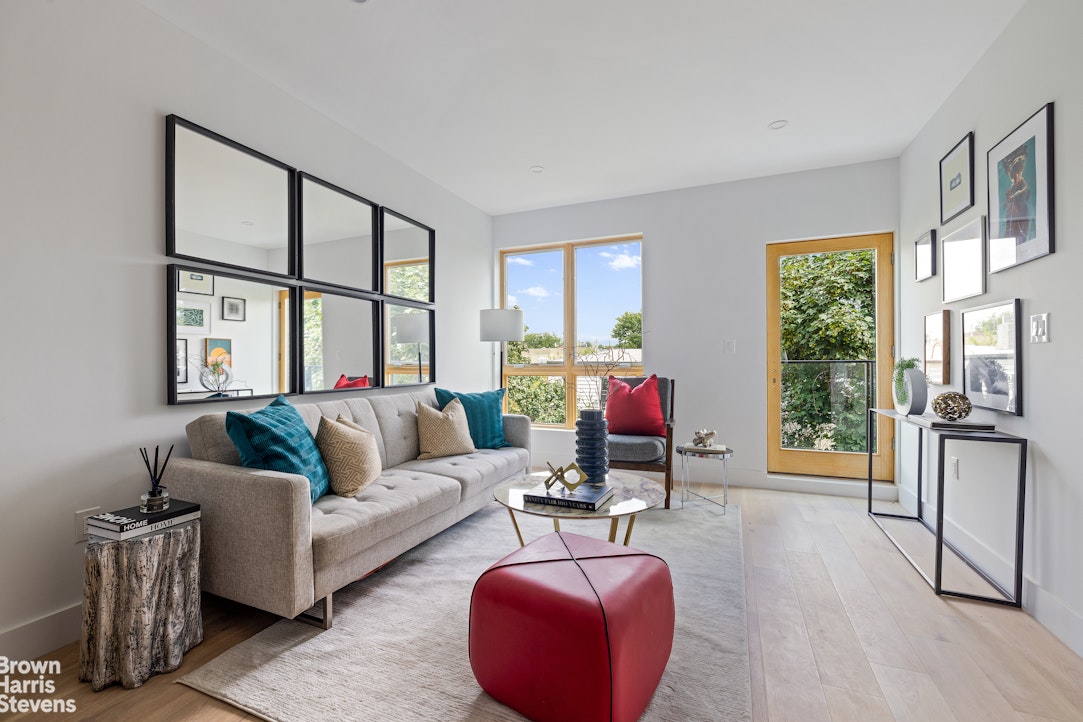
[480,308,525,342]
[395,313,429,344]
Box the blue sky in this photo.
[505,242,641,343]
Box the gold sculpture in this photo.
[693,429,717,447]
[543,462,587,493]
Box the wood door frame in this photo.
[766,233,895,480]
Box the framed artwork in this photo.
[205,338,232,367]
[176,300,211,334]
[177,269,215,295]
[915,229,936,281]
[962,298,1021,416]
[942,216,986,303]
[222,296,246,321]
[940,132,974,225]
[924,310,950,385]
[176,338,188,384]
[987,102,1054,273]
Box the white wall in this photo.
[493,160,899,483]
[0,0,492,659]
[897,0,1083,654]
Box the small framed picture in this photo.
[178,269,214,295]
[940,132,974,226]
[176,338,188,384]
[962,298,1022,415]
[924,310,950,386]
[942,216,985,303]
[206,338,232,367]
[176,300,211,334]
[915,229,936,281]
[987,102,1054,273]
[222,296,246,321]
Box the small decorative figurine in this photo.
[693,429,717,447]
[543,461,588,493]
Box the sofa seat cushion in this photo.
[310,471,460,571]
[608,434,665,463]
[397,447,529,500]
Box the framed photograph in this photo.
[942,216,986,303]
[176,338,188,384]
[176,299,211,334]
[222,296,246,321]
[987,102,1054,273]
[205,338,232,367]
[177,269,214,295]
[962,298,1022,415]
[924,310,950,385]
[940,132,974,225]
[915,229,936,281]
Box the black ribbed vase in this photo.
[575,408,609,483]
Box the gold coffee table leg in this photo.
[608,518,620,543]
[622,514,638,546]
[506,508,525,547]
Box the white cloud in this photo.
[507,294,518,307]
[507,257,534,267]
[518,285,550,298]
[599,251,641,270]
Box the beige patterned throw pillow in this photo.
[315,415,382,497]
[417,398,476,460]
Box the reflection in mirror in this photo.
[172,267,292,403]
[169,116,292,276]
[301,175,376,290]
[387,305,432,386]
[381,208,433,302]
[302,290,377,392]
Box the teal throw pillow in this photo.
[434,388,509,449]
[226,395,331,503]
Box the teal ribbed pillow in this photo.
[225,395,331,503]
[434,388,509,449]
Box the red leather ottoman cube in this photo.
[469,531,674,722]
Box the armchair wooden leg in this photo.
[664,469,672,509]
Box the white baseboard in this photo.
[0,603,82,661]
[1026,582,1083,659]
[733,469,898,502]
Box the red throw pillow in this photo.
[333,374,370,389]
[606,374,666,436]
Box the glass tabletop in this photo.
[494,470,665,520]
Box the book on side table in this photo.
[86,499,201,541]
[523,483,614,511]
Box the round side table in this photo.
[675,444,733,513]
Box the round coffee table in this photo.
[494,471,665,547]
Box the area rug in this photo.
[180,500,751,721]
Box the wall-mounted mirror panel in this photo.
[386,305,433,386]
[301,289,378,392]
[301,174,377,291]
[168,115,293,276]
[170,265,293,403]
[381,208,434,303]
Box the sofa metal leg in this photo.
[295,594,333,630]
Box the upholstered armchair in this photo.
[606,376,675,509]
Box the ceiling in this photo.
[138,0,1027,216]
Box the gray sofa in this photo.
[163,389,531,628]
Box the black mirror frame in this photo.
[166,114,297,279]
[165,115,437,403]
[298,172,379,293]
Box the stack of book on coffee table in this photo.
[523,483,614,511]
[86,500,201,540]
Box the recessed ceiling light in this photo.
[767,119,789,130]
[240,220,255,226]
[530,166,545,174]
[352,0,370,4]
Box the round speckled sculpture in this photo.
[932,391,972,421]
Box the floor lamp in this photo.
[396,313,428,383]
[480,308,525,388]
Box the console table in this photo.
[866,408,1027,607]
[80,520,203,690]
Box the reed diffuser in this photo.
[139,444,173,513]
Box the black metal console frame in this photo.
[866,408,1027,607]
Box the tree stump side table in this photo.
[79,520,203,690]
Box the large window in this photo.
[501,235,643,427]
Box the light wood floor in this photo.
[21,486,1083,721]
